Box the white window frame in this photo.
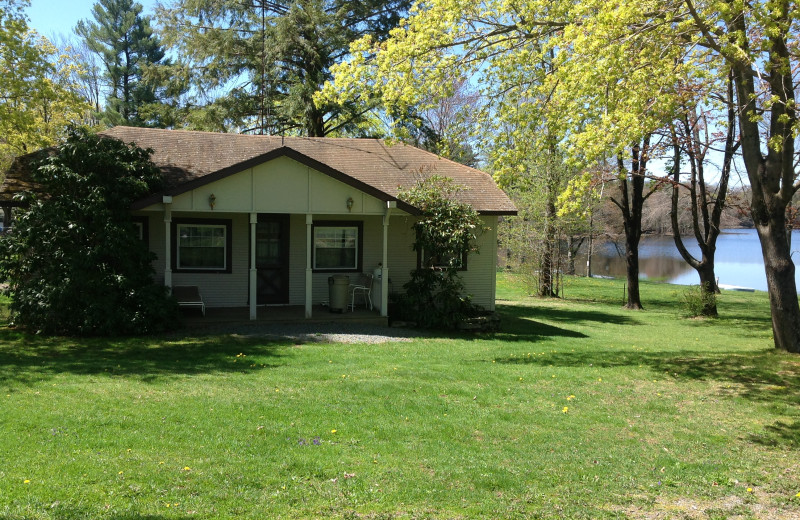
[313,223,360,271]
[176,223,228,271]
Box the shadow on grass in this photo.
[480,302,638,343]
[495,345,799,446]
[748,419,800,447]
[0,327,294,386]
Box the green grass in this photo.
[1,273,799,519]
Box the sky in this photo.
[25,0,159,40]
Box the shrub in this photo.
[0,128,179,335]
[682,283,717,318]
[396,175,486,328]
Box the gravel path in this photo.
[213,322,425,344]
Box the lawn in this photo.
[0,274,798,519]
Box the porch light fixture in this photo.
[208,193,217,210]
[346,196,354,212]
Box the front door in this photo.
[255,214,290,304]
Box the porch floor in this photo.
[180,304,388,329]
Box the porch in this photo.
[180,304,388,329]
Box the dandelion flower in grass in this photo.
[566,395,575,401]
[331,429,337,434]
[183,467,191,471]
[747,487,753,493]
[795,491,800,498]
[23,479,30,484]
[562,406,569,414]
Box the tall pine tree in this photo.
[157,0,411,136]
[76,0,167,127]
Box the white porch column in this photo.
[163,196,172,290]
[305,214,313,319]
[381,201,395,317]
[249,213,258,320]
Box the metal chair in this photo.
[349,273,373,311]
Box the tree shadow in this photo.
[473,303,638,343]
[0,327,293,386]
[494,346,799,446]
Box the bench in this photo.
[172,285,206,316]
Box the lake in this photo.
[579,228,800,292]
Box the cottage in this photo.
[0,127,516,322]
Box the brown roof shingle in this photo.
[2,126,517,215]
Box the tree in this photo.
[157,0,411,136]
[666,75,739,316]
[323,0,800,352]
[0,0,90,171]
[395,175,486,328]
[76,0,169,126]
[0,128,178,335]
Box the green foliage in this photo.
[76,0,172,126]
[395,175,485,328]
[158,0,411,136]
[682,283,718,318]
[0,128,178,335]
[0,0,91,170]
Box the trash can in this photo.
[328,274,350,313]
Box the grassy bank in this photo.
[1,274,798,519]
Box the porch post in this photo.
[249,213,258,320]
[305,214,313,319]
[163,196,172,291]
[381,201,395,317]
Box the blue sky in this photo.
[26,0,159,39]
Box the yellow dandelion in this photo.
[275,388,280,392]
[566,395,575,401]
[159,461,165,465]
[331,429,337,434]
[183,466,191,471]
[795,491,800,498]
[23,479,30,484]
[747,487,753,493]
[562,406,569,414]
[118,471,123,475]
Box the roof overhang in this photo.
[131,146,421,215]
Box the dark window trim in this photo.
[416,247,469,271]
[131,215,149,245]
[311,220,363,273]
[415,228,468,271]
[171,218,233,274]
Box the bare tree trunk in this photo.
[613,140,650,310]
[539,192,557,297]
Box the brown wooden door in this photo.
[255,214,290,304]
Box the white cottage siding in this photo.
[141,211,249,308]
[385,215,498,310]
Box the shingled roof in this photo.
[1,126,517,215]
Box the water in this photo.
[578,228,800,292]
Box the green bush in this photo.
[396,176,485,328]
[0,128,179,335]
[682,283,717,318]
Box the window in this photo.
[172,219,232,273]
[131,216,148,243]
[313,221,363,271]
[417,247,468,271]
